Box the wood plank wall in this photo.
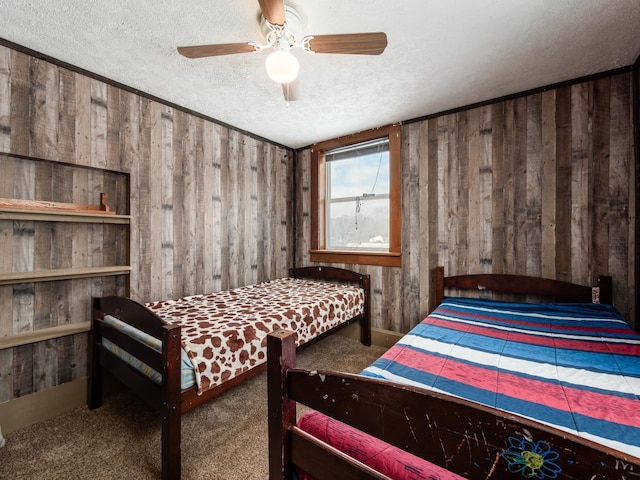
[635,61,640,330]
[0,45,294,403]
[0,155,129,402]
[296,71,637,332]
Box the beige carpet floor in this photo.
[0,335,387,480]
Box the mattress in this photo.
[104,277,365,395]
[362,297,640,458]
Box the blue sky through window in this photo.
[327,150,390,249]
[329,151,390,199]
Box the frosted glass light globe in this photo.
[265,50,300,84]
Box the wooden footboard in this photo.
[267,330,640,480]
[89,296,183,480]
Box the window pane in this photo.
[328,152,389,199]
[328,197,389,250]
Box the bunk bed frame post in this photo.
[360,274,371,346]
[161,323,183,480]
[597,275,613,304]
[267,330,297,480]
[434,266,445,307]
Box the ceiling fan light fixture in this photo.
[265,50,299,84]
[177,2,388,100]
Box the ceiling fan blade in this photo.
[305,32,388,55]
[258,0,286,26]
[178,42,256,58]
[282,78,300,103]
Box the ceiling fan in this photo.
[177,0,388,102]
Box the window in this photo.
[326,138,390,251]
[310,125,401,267]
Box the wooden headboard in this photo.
[434,266,613,306]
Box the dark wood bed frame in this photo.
[267,267,639,480]
[434,265,613,306]
[88,265,370,480]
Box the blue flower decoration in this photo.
[502,436,562,479]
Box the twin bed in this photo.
[267,267,640,480]
[89,266,371,480]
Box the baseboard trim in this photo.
[0,378,87,434]
[337,323,404,348]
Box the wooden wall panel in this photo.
[210,123,224,293]
[0,44,295,404]
[147,100,163,300]
[248,138,259,286]
[218,124,231,291]
[198,120,216,293]
[540,90,556,278]
[225,129,240,289]
[0,47,10,153]
[9,50,30,155]
[570,83,592,283]
[58,69,76,163]
[74,73,91,165]
[608,74,633,318]
[636,64,639,325]
[402,122,424,332]
[296,71,637,331]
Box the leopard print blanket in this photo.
[145,277,365,395]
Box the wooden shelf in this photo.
[0,266,131,286]
[0,321,91,350]
[0,208,131,224]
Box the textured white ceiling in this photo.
[1,0,639,149]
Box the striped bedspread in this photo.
[362,297,640,459]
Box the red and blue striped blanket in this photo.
[362,297,640,459]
